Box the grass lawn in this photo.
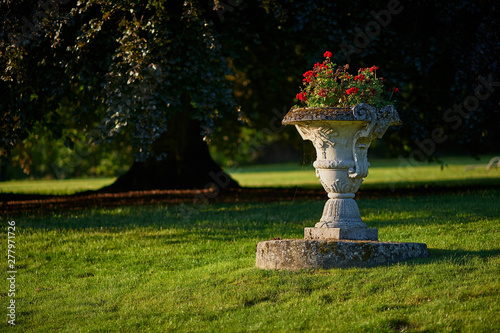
[2,188,500,331]
[0,178,116,196]
[1,155,499,195]
[1,156,499,331]
[228,155,500,190]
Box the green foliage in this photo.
[4,126,132,180]
[210,127,281,168]
[6,189,500,331]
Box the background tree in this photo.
[1,0,499,187]
[2,0,241,190]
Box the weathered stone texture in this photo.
[256,239,428,270]
[304,227,378,241]
[257,105,427,270]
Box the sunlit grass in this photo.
[0,178,115,195]
[228,155,500,189]
[4,189,500,332]
[1,156,499,195]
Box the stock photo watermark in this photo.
[339,0,403,63]
[388,73,500,190]
[212,0,287,23]
[180,105,289,216]
[212,0,241,22]
[19,0,69,36]
[6,220,17,326]
[50,129,101,179]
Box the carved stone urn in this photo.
[282,103,401,241]
[255,103,428,270]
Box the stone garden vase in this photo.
[282,103,401,241]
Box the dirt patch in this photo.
[0,184,494,216]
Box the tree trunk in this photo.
[100,112,239,192]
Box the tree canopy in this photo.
[1,0,499,182]
[2,0,238,161]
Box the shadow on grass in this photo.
[428,248,500,262]
[17,189,499,230]
[15,200,500,272]
[16,201,311,242]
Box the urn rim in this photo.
[282,106,356,125]
[281,103,401,126]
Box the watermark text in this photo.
[6,220,17,326]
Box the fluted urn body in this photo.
[282,103,401,240]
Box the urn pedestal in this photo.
[256,104,429,270]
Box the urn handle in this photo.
[349,104,401,179]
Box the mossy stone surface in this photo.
[256,239,428,270]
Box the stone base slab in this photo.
[256,239,428,270]
[305,227,378,241]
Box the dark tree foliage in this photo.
[1,0,499,187]
[2,0,236,159]
[1,0,240,189]
[253,0,499,158]
[208,0,500,162]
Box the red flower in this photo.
[313,62,327,70]
[346,87,359,95]
[324,51,333,58]
[318,89,327,97]
[303,70,314,77]
[303,70,315,83]
[354,74,365,81]
[296,92,307,102]
[370,66,379,72]
[391,87,399,93]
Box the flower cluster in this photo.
[294,52,397,108]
